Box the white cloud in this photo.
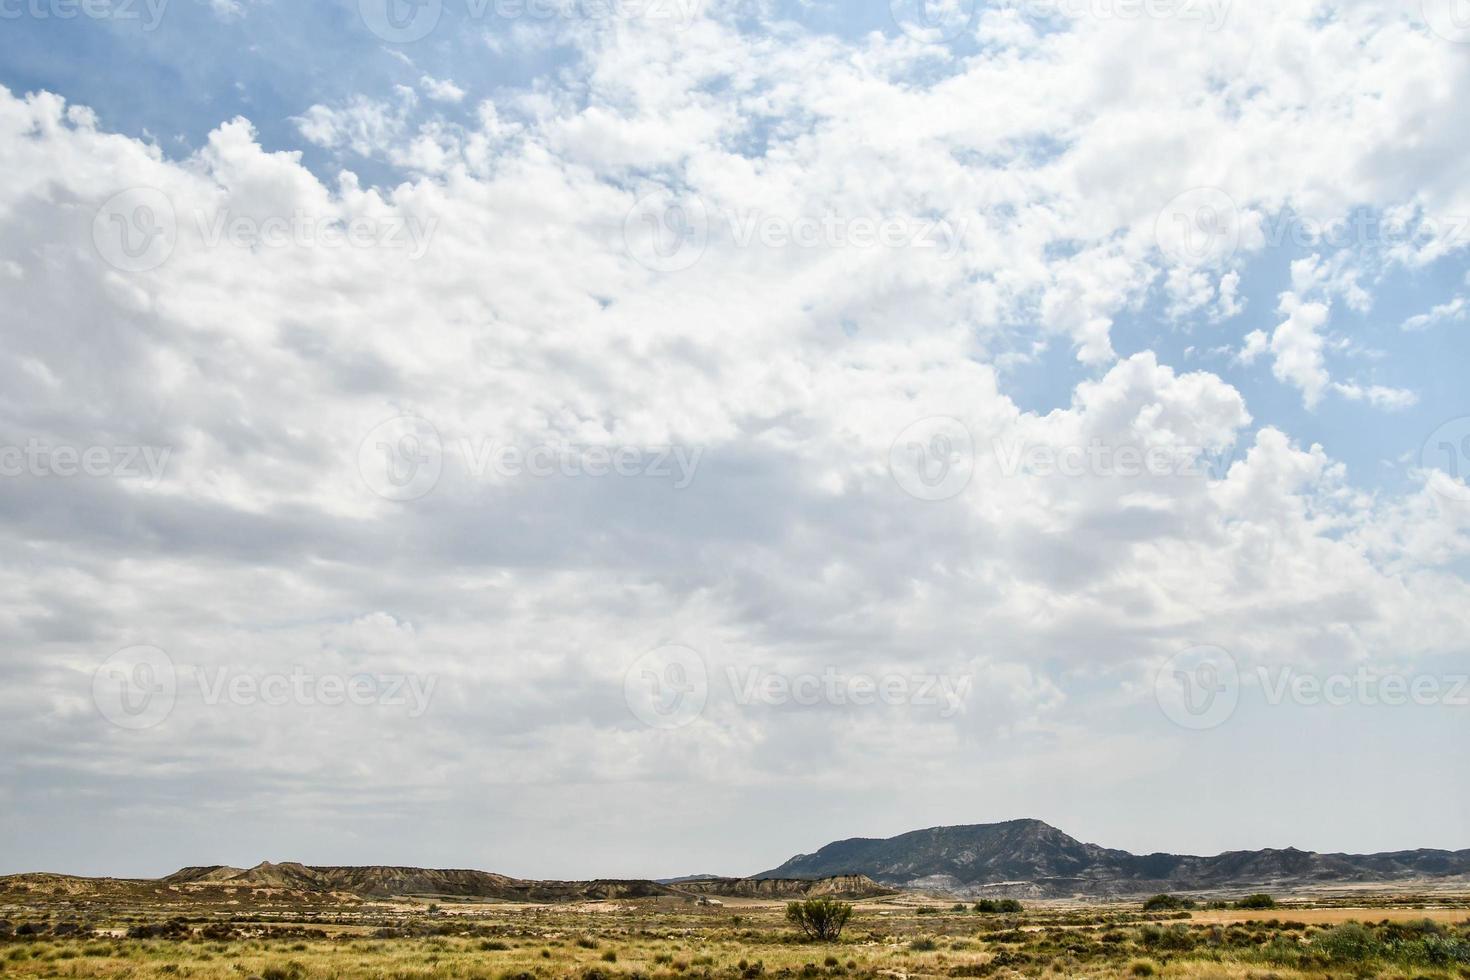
[1333,382,1418,411]
[1237,329,1269,365]
[1402,296,1466,330]
[419,76,466,104]
[1266,293,1332,409]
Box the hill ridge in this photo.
[757,819,1470,897]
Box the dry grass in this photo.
[2,893,1468,979]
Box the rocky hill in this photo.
[0,864,883,905]
[676,874,892,900]
[757,819,1470,898]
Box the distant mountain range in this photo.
[756,819,1470,898]
[5,820,1466,904]
[0,861,885,905]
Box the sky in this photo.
[1,0,1469,880]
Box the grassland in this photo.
[3,891,1469,979]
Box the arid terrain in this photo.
[3,872,1468,980]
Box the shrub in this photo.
[909,937,938,951]
[260,963,306,980]
[1313,922,1381,963]
[1138,924,1195,951]
[600,950,617,963]
[973,899,1023,914]
[786,899,853,942]
[1128,961,1156,977]
[1142,894,1195,911]
[1235,894,1276,910]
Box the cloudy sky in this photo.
[1,0,1468,881]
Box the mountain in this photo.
[676,875,892,900]
[158,862,677,901]
[756,819,1470,898]
[656,874,725,885]
[0,863,880,905]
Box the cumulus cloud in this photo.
[1266,294,1333,409]
[419,76,466,104]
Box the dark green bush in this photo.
[973,899,1024,914]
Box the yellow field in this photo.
[2,893,1468,979]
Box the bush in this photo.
[260,963,306,980]
[1313,922,1381,963]
[785,898,853,942]
[1128,961,1156,977]
[1142,894,1195,911]
[1235,894,1276,910]
[909,937,938,951]
[973,899,1024,914]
